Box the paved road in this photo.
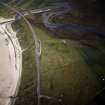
[14,2,105,36]
[41,2,105,36]
[23,8,52,16]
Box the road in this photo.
[41,2,105,36]
[14,2,105,36]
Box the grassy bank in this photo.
[12,19,37,105]
[34,26,102,105]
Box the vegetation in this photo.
[34,26,103,105]
[0,4,12,17]
[12,19,36,105]
[0,0,105,105]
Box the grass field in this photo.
[12,19,37,105]
[34,26,104,105]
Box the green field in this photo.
[34,27,105,105]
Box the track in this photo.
[42,2,105,36]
